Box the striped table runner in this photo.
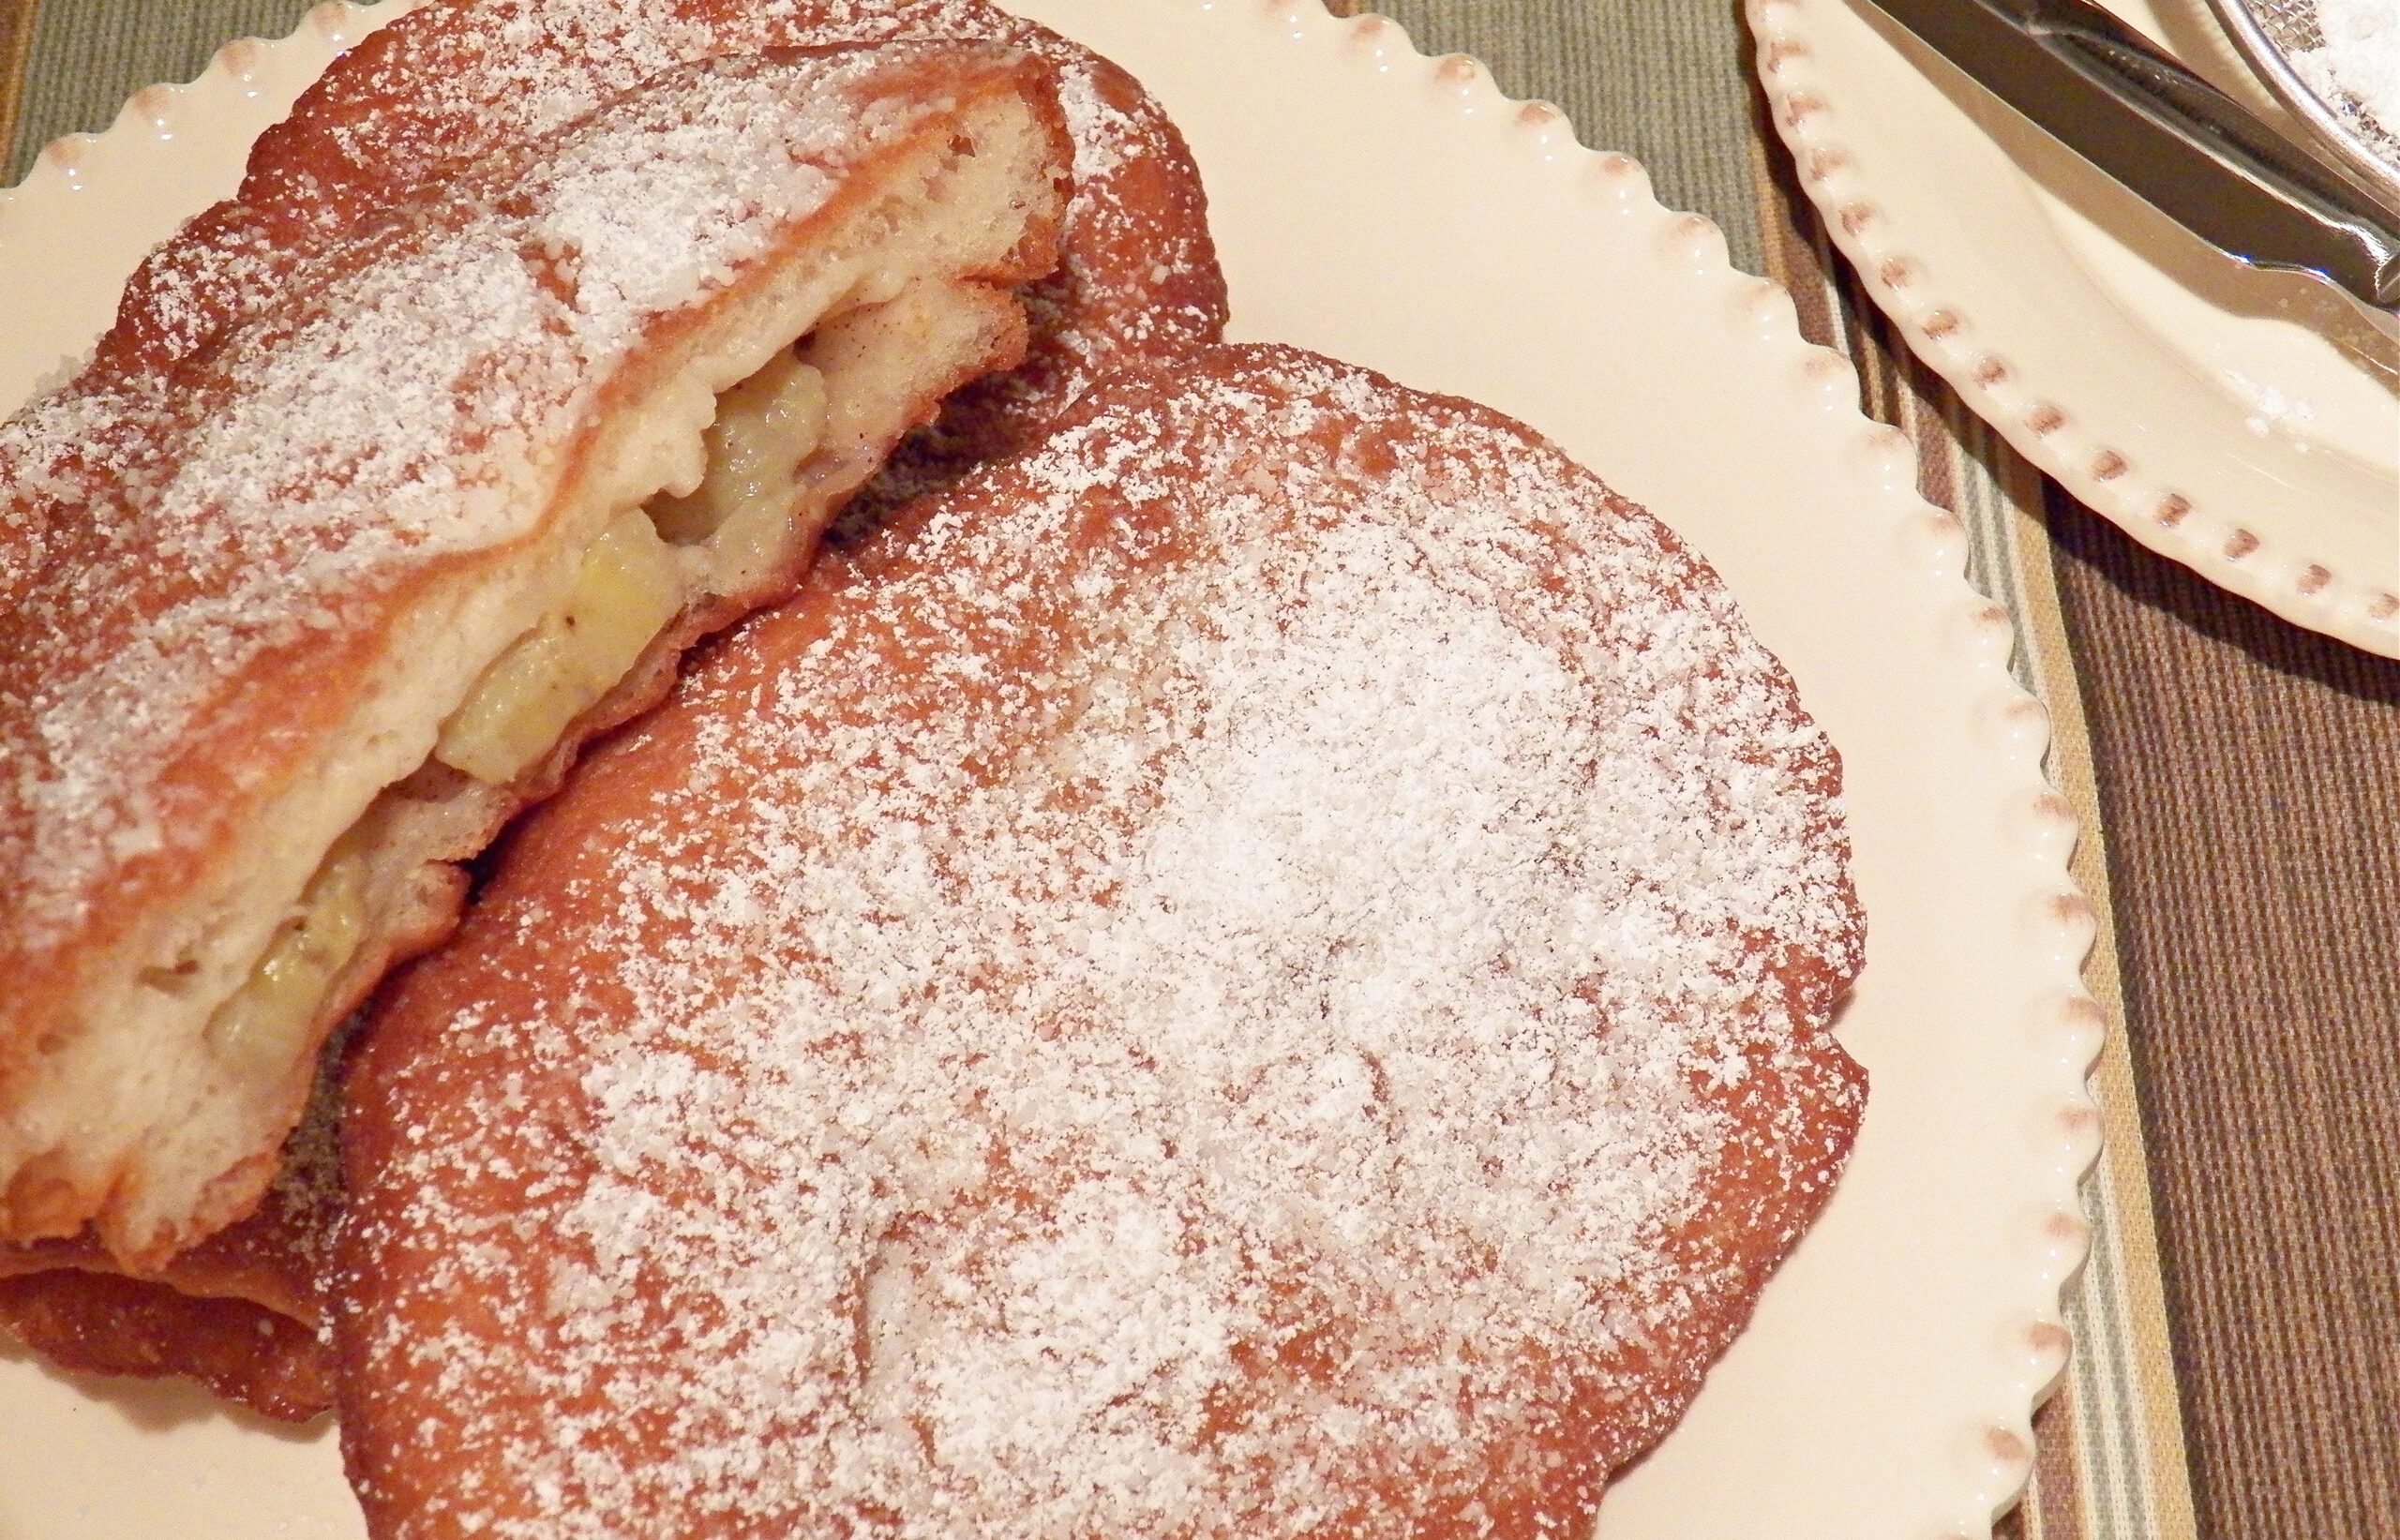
[9,1,2398,1535]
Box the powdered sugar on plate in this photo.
[2291,0,2400,166]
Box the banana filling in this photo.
[199,341,843,1070]
[651,351,830,547]
[202,837,369,1077]
[438,351,832,785]
[431,508,685,785]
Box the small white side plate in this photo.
[1753,0,2400,656]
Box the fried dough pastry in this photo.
[98,0,1228,461]
[0,1036,345,1421]
[6,0,1228,1408]
[0,41,1073,1271]
[336,345,1867,1537]
[0,1270,333,1423]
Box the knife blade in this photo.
[1854,0,2400,320]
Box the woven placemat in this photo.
[19,0,2395,1534]
[2048,487,2400,1540]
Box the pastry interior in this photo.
[66,71,1067,1263]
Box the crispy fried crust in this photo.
[336,344,1865,1538]
[98,0,1227,434]
[0,1031,349,1418]
[0,1269,334,1424]
[0,42,1072,1267]
[7,0,1227,1414]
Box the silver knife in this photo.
[1854,0,2400,322]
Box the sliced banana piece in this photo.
[434,509,685,785]
[651,352,829,546]
[203,843,369,1075]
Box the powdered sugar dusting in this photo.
[1054,55,1130,185]
[102,0,1222,393]
[0,49,984,939]
[2293,0,2400,167]
[343,348,1863,1535]
[2,3,1225,959]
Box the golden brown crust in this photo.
[97,0,1226,419]
[0,1060,345,1423]
[0,1269,333,1424]
[336,344,1864,1537]
[0,1201,321,1323]
[0,42,1073,1264]
[4,0,1229,1412]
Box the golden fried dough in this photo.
[0,41,1072,1270]
[337,345,1866,1537]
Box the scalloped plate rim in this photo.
[1748,0,2400,659]
[0,3,2094,1537]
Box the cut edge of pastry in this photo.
[0,55,1072,1271]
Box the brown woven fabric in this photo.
[1324,0,1768,275]
[2048,492,2400,1540]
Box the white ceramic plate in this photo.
[0,4,2102,1536]
[1750,0,2400,658]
